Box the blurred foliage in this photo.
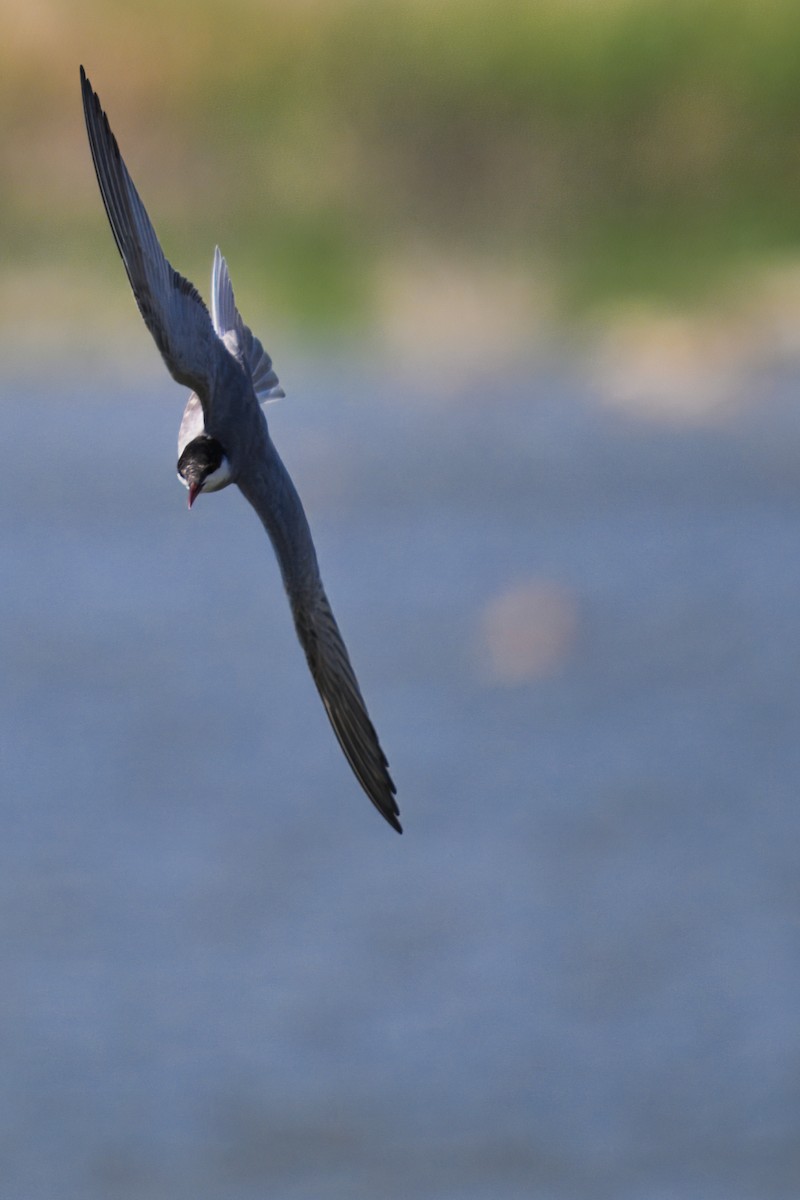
[4,0,800,331]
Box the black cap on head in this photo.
[177,434,225,487]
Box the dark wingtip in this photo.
[379,765,402,833]
[384,785,403,833]
[79,65,99,128]
[387,812,403,835]
[79,66,107,133]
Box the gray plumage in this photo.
[80,67,401,834]
[178,250,284,462]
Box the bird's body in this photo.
[80,67,401,833]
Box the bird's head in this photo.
[177,434,232,507]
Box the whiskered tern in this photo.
[80,67,401,833]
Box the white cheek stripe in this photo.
[201,456,233,493]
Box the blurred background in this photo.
[2,1,800,1197]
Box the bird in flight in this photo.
[80,67,401,833]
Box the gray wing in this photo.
[212,247,285,403]
[236,448,401,834]
[292,586,401,834]
[81,67,225,404]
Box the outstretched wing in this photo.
[292,586,401,834]
[211,247,285,403]
[80,67,225,404]
[236,447,401,834]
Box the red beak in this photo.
[188,482,200,508]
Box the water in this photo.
[0,352,798,1198]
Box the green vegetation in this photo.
[4,0,800,331]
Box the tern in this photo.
[80,67,401,834]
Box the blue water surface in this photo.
[0,352,798,1199]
